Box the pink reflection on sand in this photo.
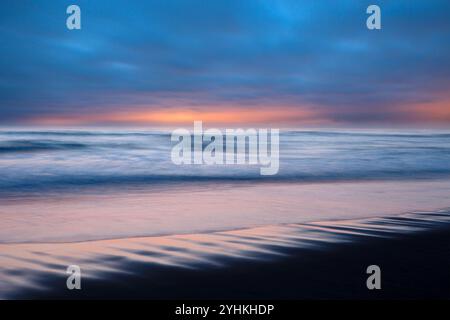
[1,208,450,298]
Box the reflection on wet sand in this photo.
[1,208,450,299]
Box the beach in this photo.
[1,129,450,299]
[2,207,450,299]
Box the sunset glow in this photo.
[27,106,325,126]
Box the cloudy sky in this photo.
[0,0,449,127]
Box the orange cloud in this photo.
[403,100,450,123]
[27,106,326,127]
[25,99,450,128]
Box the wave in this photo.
[0,129,449,196]
[0,140,166,154]
[0,140,88,153]
[0,130,170,137]
[1,170,450,198]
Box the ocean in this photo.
[1,129,450,195]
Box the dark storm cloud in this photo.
[0,0,449,124]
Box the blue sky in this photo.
[0,0,449,126]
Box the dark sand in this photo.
[6,210,450,300]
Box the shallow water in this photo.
[1,180,450,243]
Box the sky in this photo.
[0,0,449,127]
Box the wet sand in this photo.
[2,208,450,299]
